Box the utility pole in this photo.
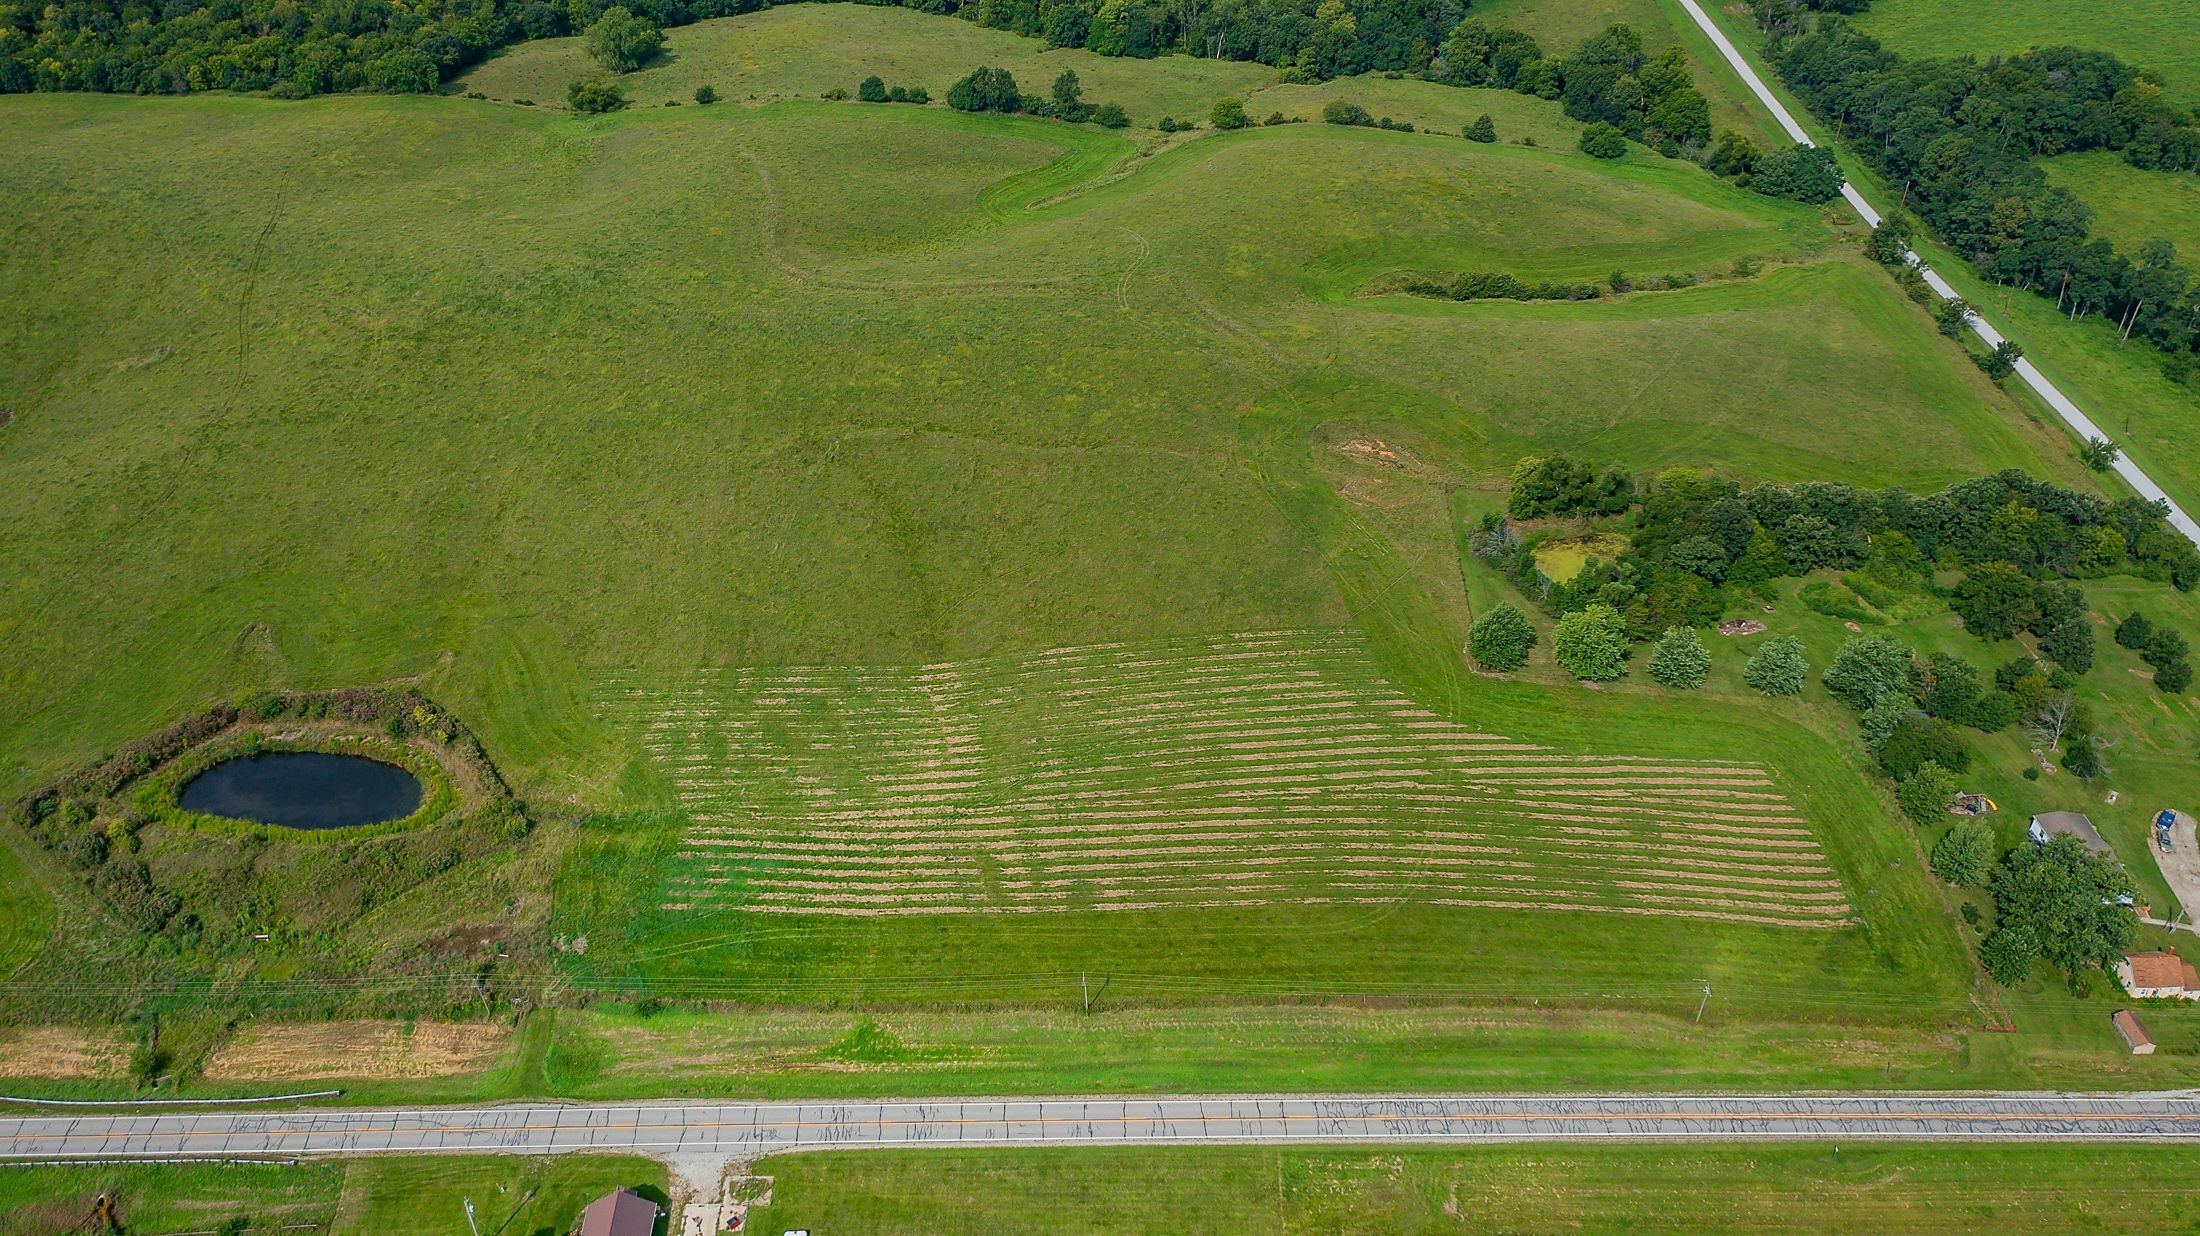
[1081,972,1091,1014]
[1694,981,1711,1025]
[464,1196,479,1236]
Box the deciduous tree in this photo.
[1552,604,1629,680]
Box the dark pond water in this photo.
[178,752,423,830]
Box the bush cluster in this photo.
[1400,271,1603,303]
[568,76,627,113]
[945,66,1124,127]
[857,75,929,104]
[2115,611,2194,693]
[1441,21,1710,154]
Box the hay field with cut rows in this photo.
[600,630,1851,928]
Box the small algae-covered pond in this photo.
[1532,532,1630,583]
[179,752,422,830]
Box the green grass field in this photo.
[0,1155,662,1236]
[2042,151,2200,260]
[742,1143,2200,1233]
[1854,0,2200,109]
[2,0,2180,1099]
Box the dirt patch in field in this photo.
[0,1025,127,1078]
[1716,620,1766,637]
[1337,437,1409,468]
[202,1020,511,1081]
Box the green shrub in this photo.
[2145,627,2190,670]
[1210,97,1247,129]
[1963,690,2018,732]
[694,84,718,105]
[2115,612,2152,649]
[1468,603,1537,672]
[1092,102,1130,128]
[1048,70,1088,121]
[1931,819,1996,886]
[859,74,889,102]
[1647,627,1709,689]
[1742,636,1807,696]
[1896,760,1960,827]
[947,65,1021,113]
[1879,715,1970,778]
[1322,99,1372,127]
[1824,634,1911,710]
[567,77,628,114]
[1578,122,1627,158]
[1465,113,1496,142]
[1552,604,1629,681]
[2156,658,2194,693]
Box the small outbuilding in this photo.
[2117,950,2200,1000]
[2030,811,2113,857]
[2113,1009,2156,1055]
[580,1187,663,1236]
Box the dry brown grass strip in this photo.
[201,1020,511,1082]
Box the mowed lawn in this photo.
[1855,0,2200,109]
[745,1143,2200,1233]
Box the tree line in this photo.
[1481,459,2199,644]
[1765,15,2200,371]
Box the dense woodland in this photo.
[1762,14,2200,370]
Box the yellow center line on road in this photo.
[4,1108,2197,1145]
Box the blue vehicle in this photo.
[2158,810,2179,853]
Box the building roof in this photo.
[2032,811,2113,856]
[2113,1009,2155,1051]
[580,1188,661,1236]
[2125,951,2198,991]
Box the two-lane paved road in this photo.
[8,1094,2200,1161]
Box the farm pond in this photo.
[178,752,422,830]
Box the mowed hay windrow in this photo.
[601,631,1852,928]
[200,1020,512,1081]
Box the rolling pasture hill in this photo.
[0,2,2140,1088]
